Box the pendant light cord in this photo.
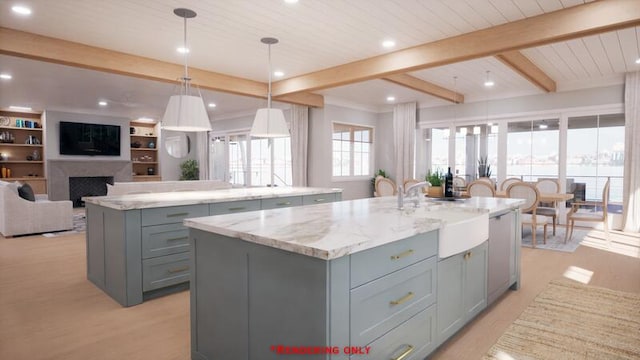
[267,43,272,109]
[183,15,190,95]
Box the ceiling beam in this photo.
[495,51,556,92]
[382,74,464,103]
[272,0,640,96]
[0,27,323,108]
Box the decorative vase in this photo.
[147,167,155,175]
[147,141,155,149]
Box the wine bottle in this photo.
[445,167,454,198]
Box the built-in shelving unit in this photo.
[0,111,47,193]
[130,121,160,182]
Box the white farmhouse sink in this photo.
[421,208,489,258]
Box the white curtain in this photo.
[197,132,209,180]
[290,105,309,187]
[623,72,640,233]
[393,102,417,187]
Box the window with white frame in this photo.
[332,123,373,177]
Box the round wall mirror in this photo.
[164,131,191,158]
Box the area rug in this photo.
[483,278,640,360]
[42,213,86,237]
[520,227,587,253]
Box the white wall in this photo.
[44,110,130,161]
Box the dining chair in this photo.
[565,177,610,244]
[403,179,420,194]
[467,180,495,197]
[453,176,466,190]
[374,177,397,197]
[500,177,522,192]
[535,178,560,235]
[506,182,548,248]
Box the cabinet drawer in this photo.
[351,257,437,346]
[350,231,437,288]
[141,204,209,226]
[351,305,437,360]
[141,223,190,259]
[260,196,302,210]
[142,252,190,292]
[302,193,335,205]
[210,200,261,215]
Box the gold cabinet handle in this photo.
[277,202,291,206]
[464,251,472,260]
[390,249,414,260]
[314,198,326,202]
[167,266,189,274]
[390,292,414,306]
[166,212,188,218]
[228,207,246,211]
[167,236,188,242]
[392,344,414,360]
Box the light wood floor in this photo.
[1,230,638,360]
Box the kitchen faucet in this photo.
[398,181,431,210]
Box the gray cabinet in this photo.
[190,229,438,360]
[487,210,517,305]
[436,241,488,346]
[86,191,342,307]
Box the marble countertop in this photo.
[83,187,343,210]
[184,196,524,260]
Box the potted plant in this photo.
[179,159,199,180]
[478,156,492,178]
[426,169,444,197]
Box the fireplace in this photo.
[69,176,114,207]
[47,160,132,201]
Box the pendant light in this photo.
[250,37,289,138]
[161,8,211,132]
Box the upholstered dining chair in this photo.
[535,178,561,235]
[506,182,549,248]
[374,177,397,197]
[500,177,522,192]
[453,176,466,190]
[403,179,420,194]
[565,177,610,244]
[467,180,495,197]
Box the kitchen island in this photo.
[83,187,342,307]
[185,196,523,360]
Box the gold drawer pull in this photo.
[167,236,188,242]
[390,292,414,306]
[392,344,414,360]
[277,202,291,206]
[228,207,246,211]
[166,212,188,218]
[167,266,189,274]
[314,198,326,202]
[390,249,414,260]
[464,251,472,260]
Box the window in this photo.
[506,119,559,181]
[332,123,373,177]
[251,137,292,186]
[567,114,624,203]
[428,127,449,173]
[228,134,248,186]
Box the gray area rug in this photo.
[42,213,85,237]
[520,226,587,253]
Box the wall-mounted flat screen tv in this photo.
[59,121,121,156]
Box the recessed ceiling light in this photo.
[382,39,396,48]
[273,70,284,77]
[177,47,190,54]
[284,0,299,3]
[636,58,640,64]
[484,70,495,87]
[386,96,396,102]
[208,103,217,108]
[98,101,107,106]
[12,5,32,15]
[0,73,12,80]
[9,105,32,111]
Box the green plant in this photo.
[179,159,199,180]
[426,169,443,186]
[371,169,388,186]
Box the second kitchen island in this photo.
[185,196,524,360]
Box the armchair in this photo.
[0,182,73,237]
[565,177,610,244]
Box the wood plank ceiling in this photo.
[0,0,639,117]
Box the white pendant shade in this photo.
[161,94,211,132]
[250,108,289,138]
